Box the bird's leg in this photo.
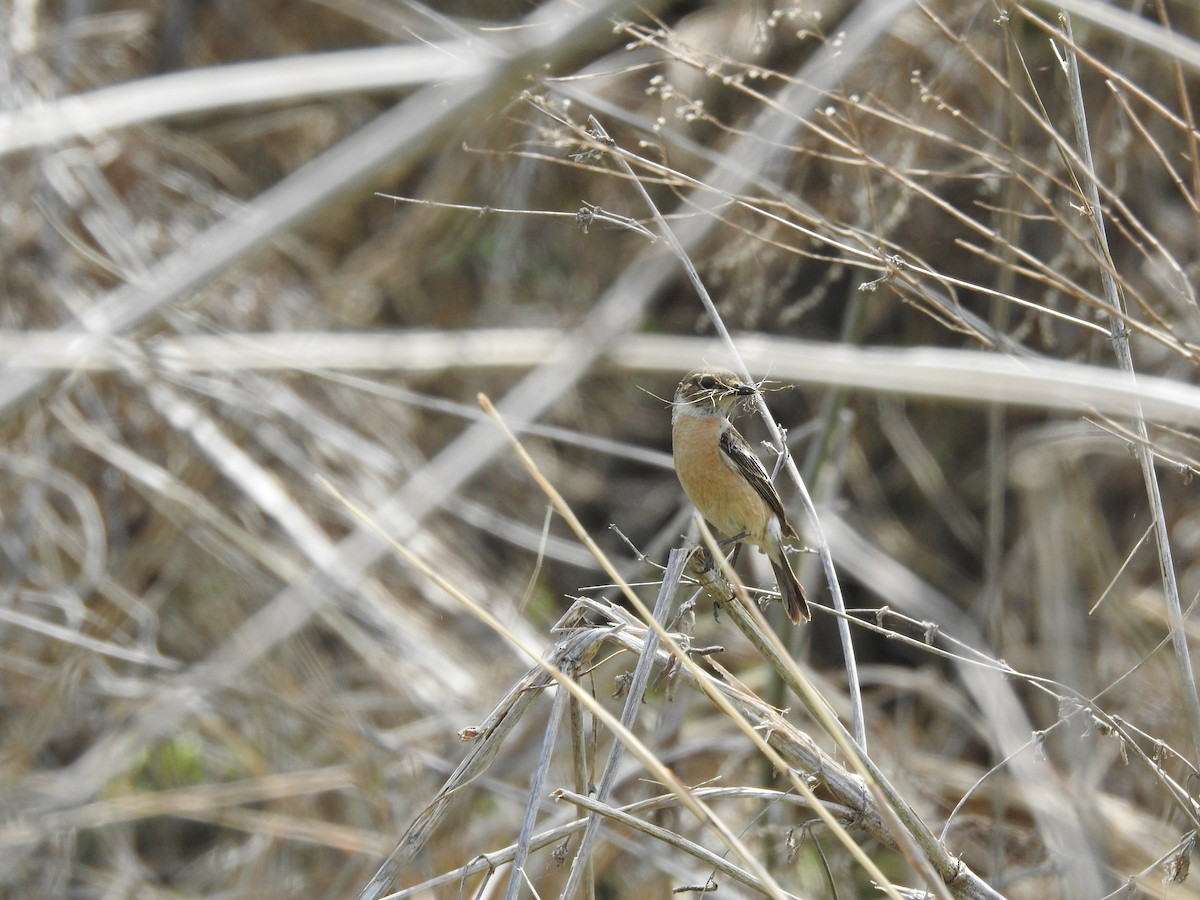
[717,532,747,567]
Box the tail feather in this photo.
[771,555,810,624]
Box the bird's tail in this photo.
[771,553,810,624]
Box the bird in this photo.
[671,367,810,623]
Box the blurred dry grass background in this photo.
[4,0,1200,897]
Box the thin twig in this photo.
[557,547,689,897]
[1058,12,1200,764]
[505,686,569,900]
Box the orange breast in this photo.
[672,414,772,545]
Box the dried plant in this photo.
[3,2,1200,898]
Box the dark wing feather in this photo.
[719,426,797,538]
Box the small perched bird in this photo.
[671,367,810,623]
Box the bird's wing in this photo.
[719,425,796,538]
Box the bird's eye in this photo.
[698,375,717,390]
